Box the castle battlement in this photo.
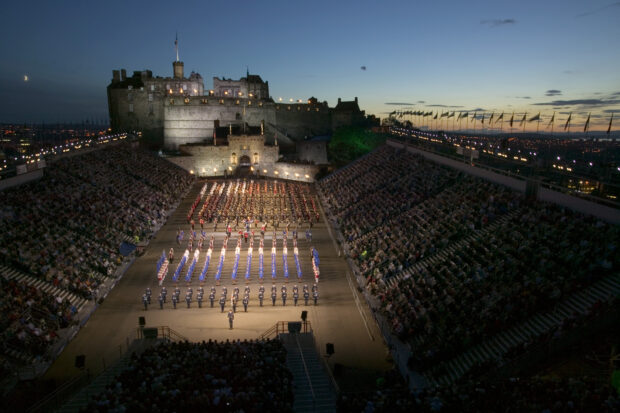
[107,59,376,150]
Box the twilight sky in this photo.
[1,0,619,131]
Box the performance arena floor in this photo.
[44,179,392,387]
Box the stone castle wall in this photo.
[296,141,328,165]
[108,66,372,149]
[164,133,319,182]
[163,98,334,150]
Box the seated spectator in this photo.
[0,277,76,363]
[0,144,194,298]
[82,338,294,412]
[319,144,619,381]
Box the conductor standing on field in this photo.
[228,309,234,329]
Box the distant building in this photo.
[212,71,269,100]
[108,54,376,149]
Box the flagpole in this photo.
[550,112,555,134]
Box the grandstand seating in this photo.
[81,339,294,412]
[337,368,620,412]
[0,144,193,367]
[319,144,619,385]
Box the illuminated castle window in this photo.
[231,153,237,164]
[253,153,259,163]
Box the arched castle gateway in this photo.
[166,133,320,182]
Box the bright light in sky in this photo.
[0,0,618,131]
[23,75,29,82]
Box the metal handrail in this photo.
[258,321,312,340]
[27,370,89,413]
[294,333,316,406]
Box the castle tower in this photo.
[173,32,183,79]
[173,61,184,79]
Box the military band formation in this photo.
[144,179,323,328]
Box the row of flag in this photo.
[390,110,614,133]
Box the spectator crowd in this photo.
[0,143,193,367]
[82,339,294,412]
[0,144,194,299]
[319,144,619,380]
[338,369,620,412]
[0,277,76,363]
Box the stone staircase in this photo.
[280,332,337,413]
[424,273,620,387]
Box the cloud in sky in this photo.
[545,89,562,96]
[464,108,486,112]
[418,100,425,103]
[427,104,464,108]
[533,98,620,107]
[577,2,620,17]
[480,18,516,27]
[517,96,531,99]
[384,102,415,106]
